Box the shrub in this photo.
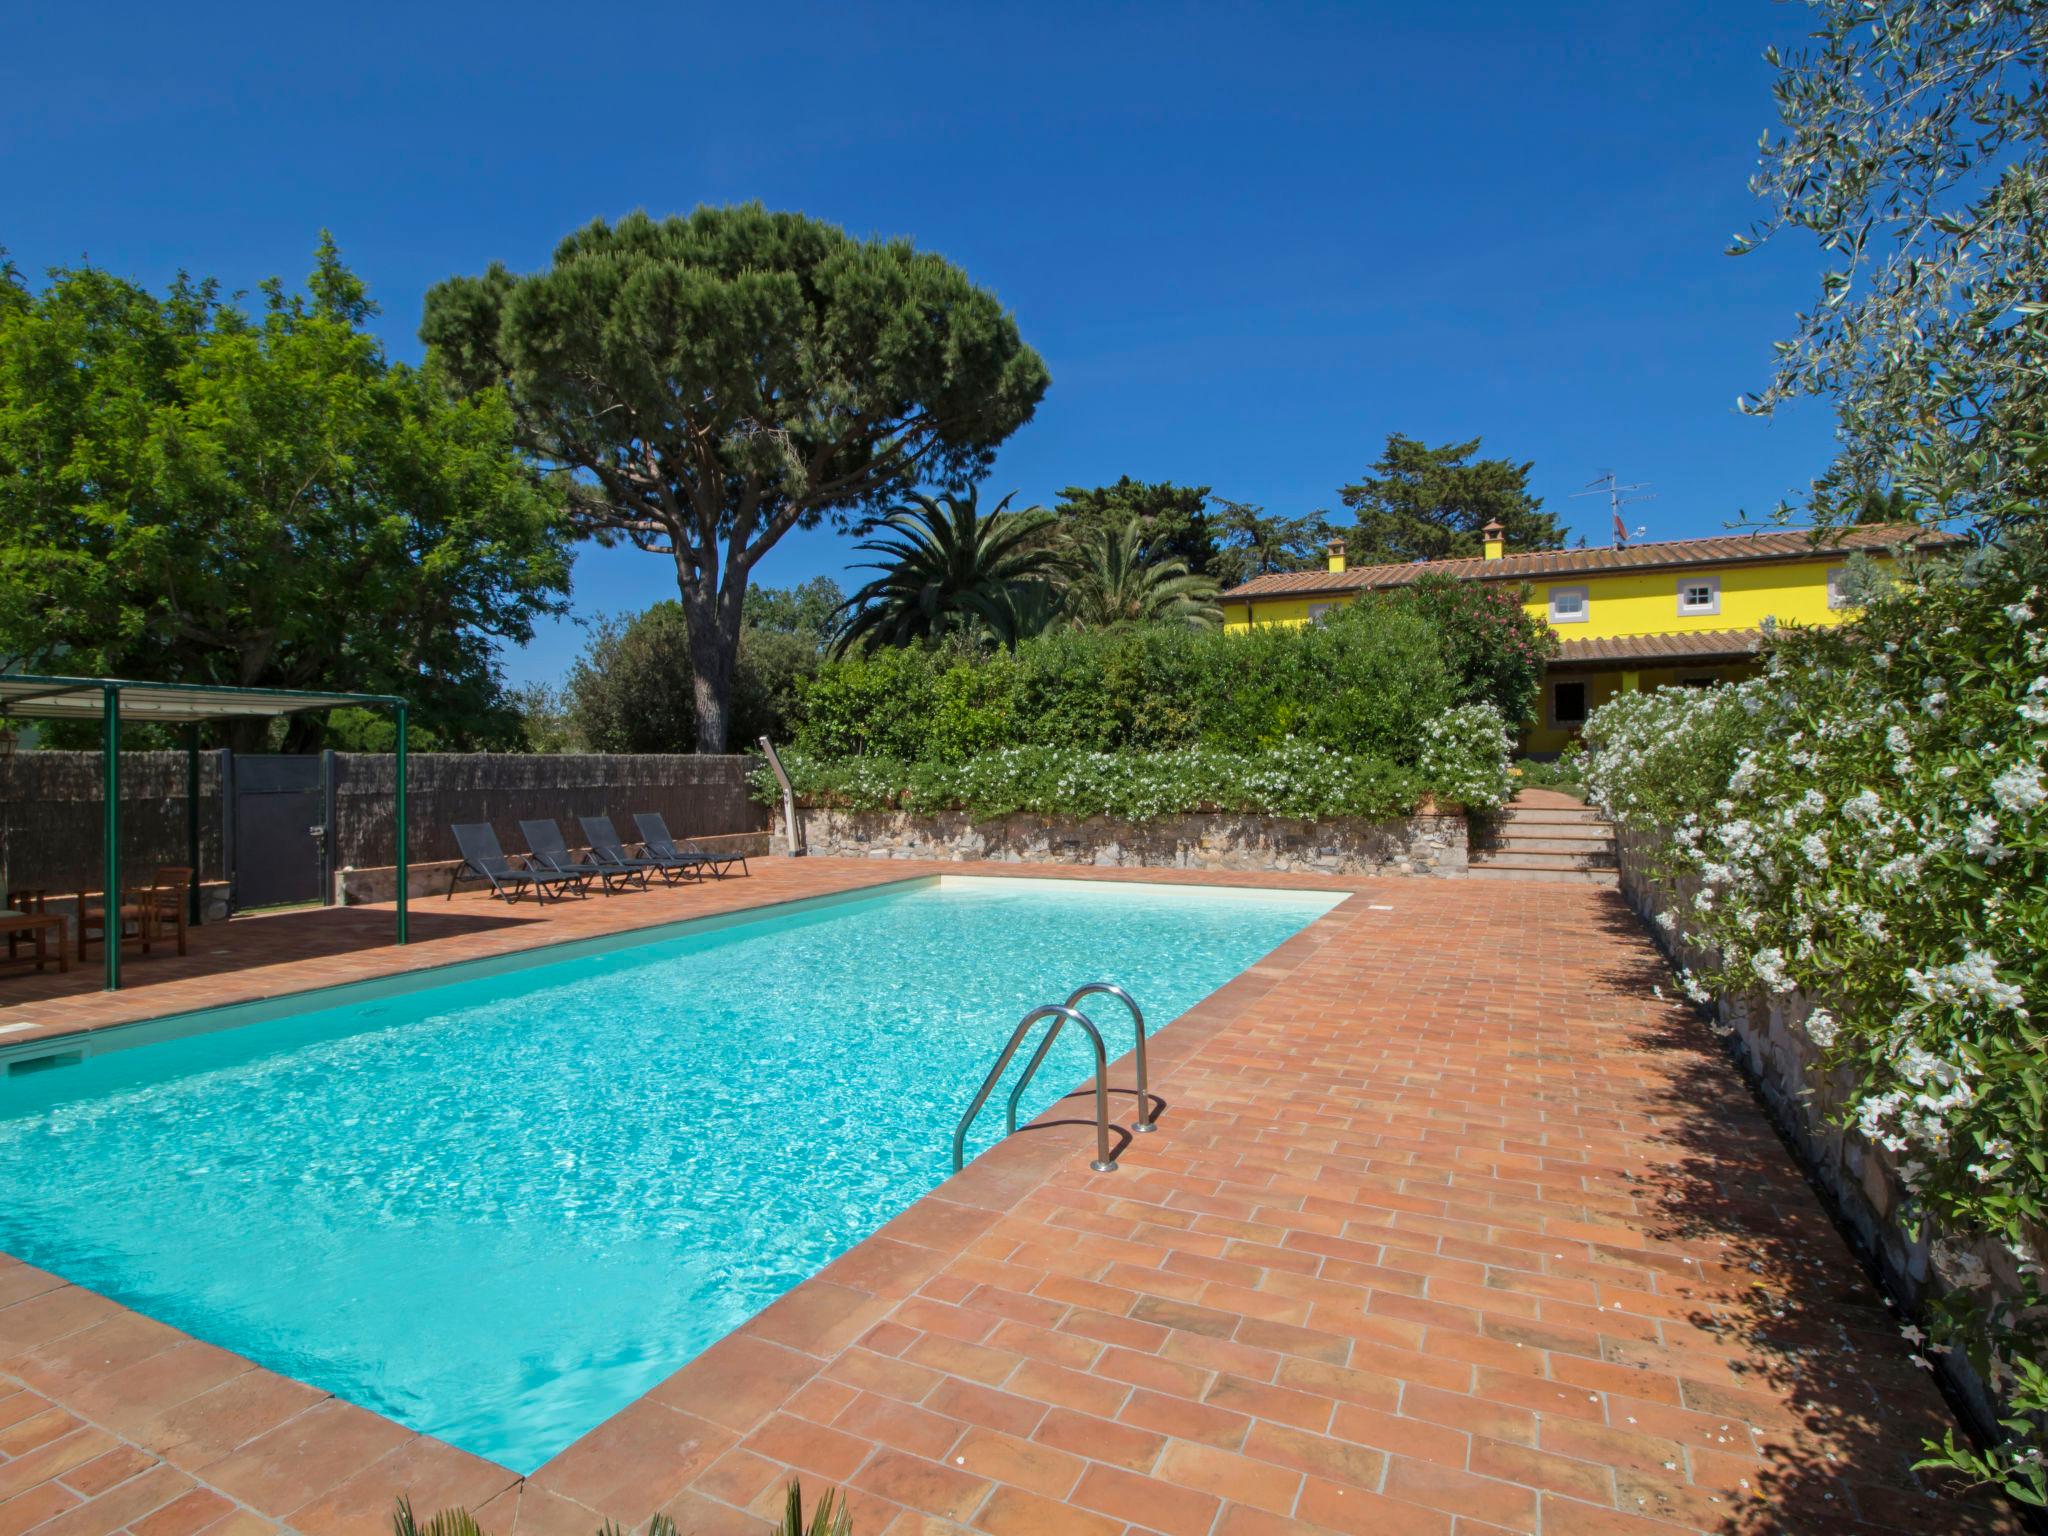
[787,645,943,759]
[1582,535,2047,1506]
[1416,703,1514,812]
[754,721,1512,823]
[1363,574,1556,725]
[793,610,1458,765]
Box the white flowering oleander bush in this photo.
[1417,703,1515,813]
[754,744,1422,822]
[1583,536,2048,1508]
[751,707,1515,823]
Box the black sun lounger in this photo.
[580,815,699,886]
[449,822,584,904]
[633,811,749,879]
[519,818,638,895]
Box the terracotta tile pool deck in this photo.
[0,860,2022,1536]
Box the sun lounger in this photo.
[450,823,584,903]
[633,812,749,879]
[518,819,638,895]
[580,815,699,886]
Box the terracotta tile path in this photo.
[0,861,2022,1536]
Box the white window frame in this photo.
[1676,574,1720,617]
[1549,678,1591,728]
[1547,585,1590,625]
[1826,565,1850,610]
[1306,602,1333,623]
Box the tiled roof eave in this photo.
[1549,628,1766,666]
[1219,523,1950,600]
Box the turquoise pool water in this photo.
[0,875,1340,1473]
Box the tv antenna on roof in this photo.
[1573,471,1655,547]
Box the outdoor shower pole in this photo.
[394,703,409,944]
[185,724,201,927]
[759,736,804,856]
[102,685,121,992]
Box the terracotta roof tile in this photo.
[1552,628,1764,666]
[1219,522,1956,600]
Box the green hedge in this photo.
[794,604,1461,762]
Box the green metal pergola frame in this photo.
[0,675,410,992]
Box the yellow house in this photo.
[1218,521,1953,753]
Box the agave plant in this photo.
[1060,517,1220,630]
[393,1479,850,1536]
[393,1500,487,1536]
[834,488,1063,653]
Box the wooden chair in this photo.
[136,866,192,957]
[76,866,192,962]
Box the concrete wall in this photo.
[0,752,226,894]
[1614,825,2034,1446]
[777,806,1467,877]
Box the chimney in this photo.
[1326,537,1347,574]
[1482,520,1505,561]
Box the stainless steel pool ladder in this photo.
[952,983,1156,1175]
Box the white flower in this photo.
[2005,601,2035,624]
[1963,812,2004,864]
[1906,950,2028,1018]
[1805,1009,1839,1048]
[1843,789,1883,821]
[1751,947,1794,992]
[1800,833,1830,868]
[1990,763,2045,814]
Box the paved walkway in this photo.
[0,862,2021,1535]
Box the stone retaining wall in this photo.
[1615,825,2033,1445]
[774,807,1467,876]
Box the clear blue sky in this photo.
[4,0,1839,686]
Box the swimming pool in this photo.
[0,875,1342,1473]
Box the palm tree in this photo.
[833,489,1064,653]
[1061,518,1221,630]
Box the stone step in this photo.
[1467,862,1621,886]
[1501,805,1608,827]
[1471,848,1618,871]
[1483,834,1617,855]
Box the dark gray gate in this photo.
[231,755,328,908]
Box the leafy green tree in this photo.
[744,576,845,642]
[1735,0,2048,526]
[565,598,819,752]
[506,681,579,752]
[1052,478,1220,575]
[0,238,570,750]
[834,488,1064,653]
[1336,434,1564,564]
[422,206,1050,750]
[1060,519,1220,630]
[1207,499,1334,588]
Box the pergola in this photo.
[0,675,410,991]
